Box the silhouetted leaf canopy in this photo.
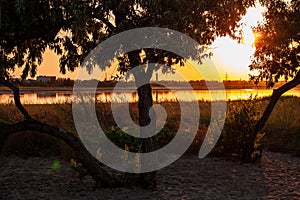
[250,0,300,88]
[0,0,256,80]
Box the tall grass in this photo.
[211,96,260,158]
[0,103,21,125]
[263,96,300,154]
[0,96,299,157]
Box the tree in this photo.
[0,0,255,188]
[244,0,300,161]
[0,0,119,187]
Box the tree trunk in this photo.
[243,73,300,161]
[136,83,157,189]
[0,79,32,120]
[127,51,157,189]
[0,120,119,187]
[0,79,119,188]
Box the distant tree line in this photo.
[10,77,74,87]
[10,78,270,90]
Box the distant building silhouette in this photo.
[37,76,56,83]
[25,79,37,84]
[11,78,22,83]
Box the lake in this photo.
[0,88,300,104]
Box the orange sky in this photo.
[12,6,265,81]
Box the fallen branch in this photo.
[0,120,119,188]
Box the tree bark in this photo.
[136,83,157,189]
[243,72,300,161]
[0,78,32,120]
[0,120,119,187]
[128,51,157,189]
[0,78,119,188]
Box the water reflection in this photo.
[0,89,300,104]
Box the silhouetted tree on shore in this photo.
[244,0,300,161]
[0,0,256,188]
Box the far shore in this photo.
[1,85,299,93]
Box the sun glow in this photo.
[11,6,266,82]
[240,6,266,47]
[211,6,266,80]
[241,29,256,46]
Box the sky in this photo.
[211,6,265,81]
[12,6,265,82]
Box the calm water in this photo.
[0,88,300,104]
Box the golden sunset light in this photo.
[12,6,265,82]
[2,1,300,198]
[160,6,265,81]
[211,6,265,80]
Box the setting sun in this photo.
[211,5,265,80]
[11,6,266,82]
[242,29,256,46]
[240,6,265,47]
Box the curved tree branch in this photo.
[0,78,120,187]
[0,120,119,188]
[255,73,300,133]
[244,71,300,161]
[0,78,32,120]
[93,14,116,34]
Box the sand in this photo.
[0,151,299,199]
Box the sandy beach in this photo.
[0,151,299,199]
